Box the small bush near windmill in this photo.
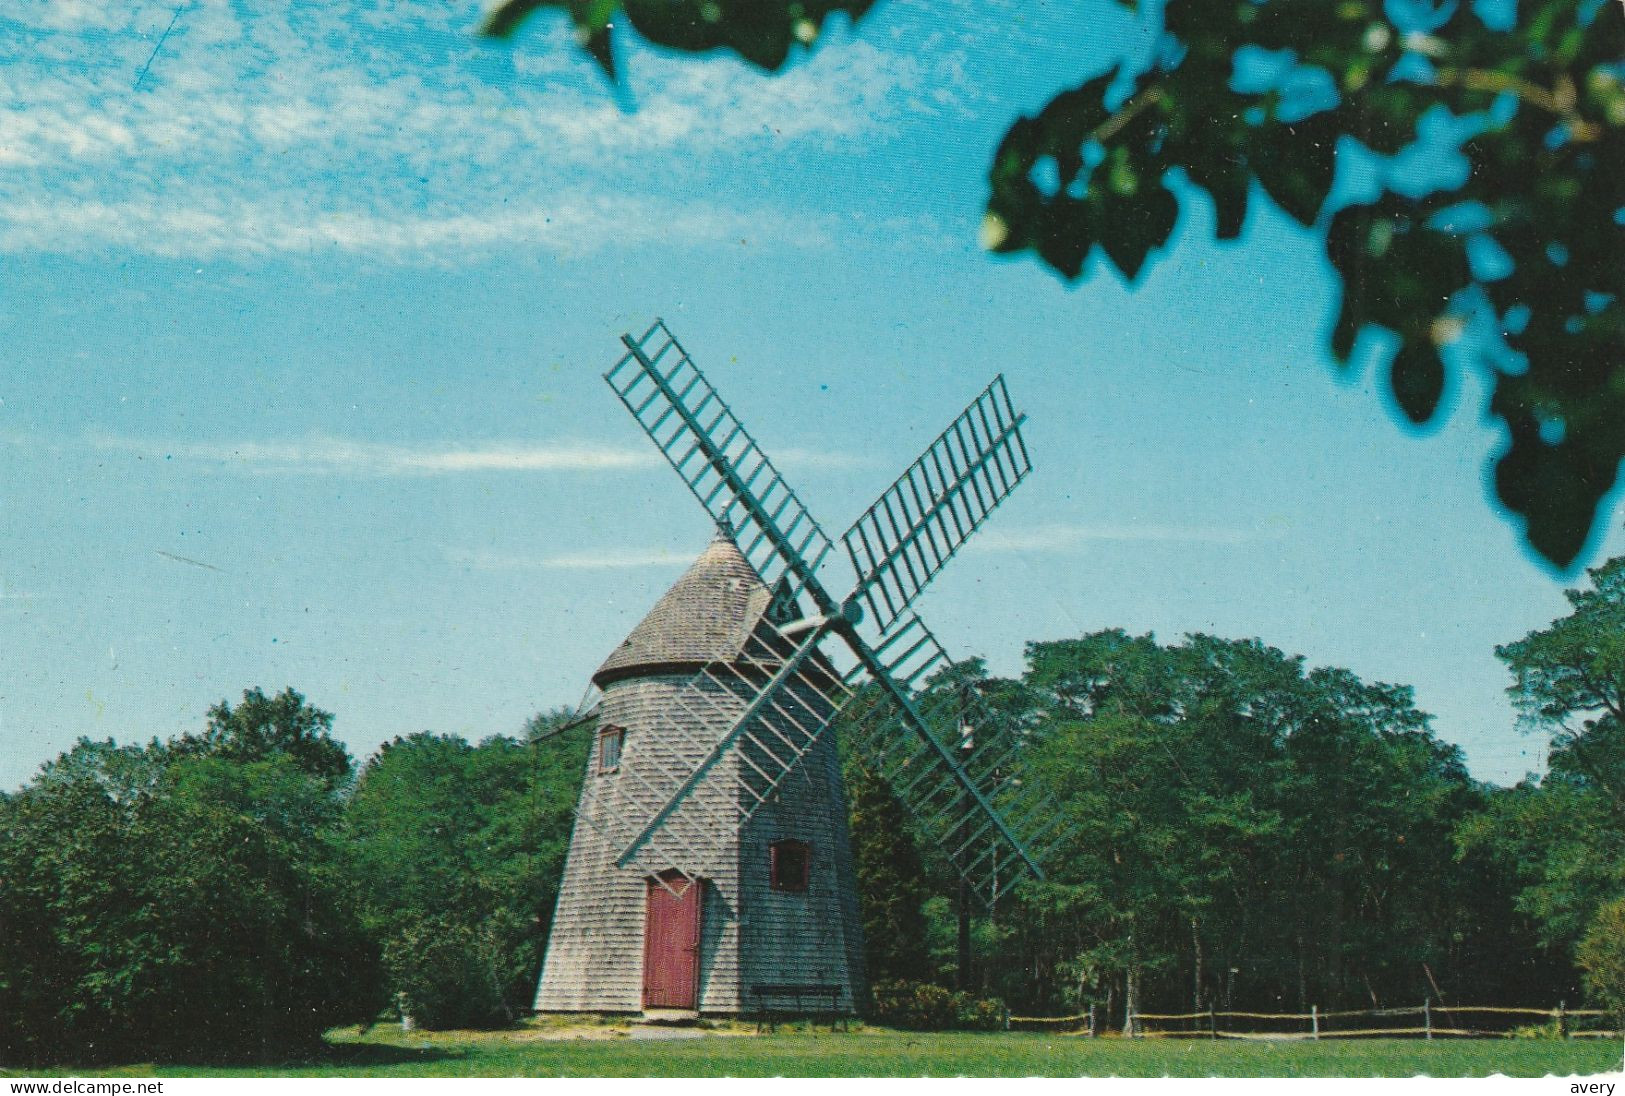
[870,980,1006,1031]
[385,914,513,1031]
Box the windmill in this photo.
[535,320,1068,1017]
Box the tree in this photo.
[1017,631,1502,1021]
[1577,896,1625,1021]
[1456,768,1620,1000]
[1457,562,1625,1008]
[481,0,1623,570]
[0,704,380,1066]
[343,712,586,1029]
[845,763,932,985]
[1497,555,1625,805]
[177,686,353,791]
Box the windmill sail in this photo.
[605,319,837,615]
[598,319,1066,908]
[842,376,1032,635]
[611,617,854,872]
[838,616,1071,907]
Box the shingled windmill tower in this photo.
[535,321,1068,1017]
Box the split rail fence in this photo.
[1009,1003,1620,1040]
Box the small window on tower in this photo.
[769,838,810,893]
[596,725,624,775]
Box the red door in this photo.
[642,871,702,1010]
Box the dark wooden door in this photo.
[642,871,702,1010]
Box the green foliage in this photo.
[954,993,1008,1032]
[996,0,1625,570]
[1497,555,1625,801]
[1008,631,1505,1017]
[846,763,932,984]
[869,979,1005,1031]
[0,693,381,1066]
[1460,555,1625,1004]
[1457,775,1623,956]
[1577,896,1625,1019]
[382,913,514,1031]
[480,1,875,75]
[343,712,587,1029]
[482,0,1625,569]
[176,687,353,790]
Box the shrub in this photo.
[1578,897,1625,1021]
[956,993,1009,1031]
[869,979,1006,1031]
[384,914,511,1030]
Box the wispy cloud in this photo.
[0,1,963,262]
[446,546,688,570]
[774,446,876,471]
[0,193,835,262]
[971,523,1263,552]
[85,433,657,475]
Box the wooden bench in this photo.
[750,983,847,1032]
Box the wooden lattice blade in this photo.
[838,616,1071,908]
[841,375,1031,636]
[604,319,840,618]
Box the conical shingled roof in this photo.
[593,533,773,688]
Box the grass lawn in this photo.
[33,1023,1625,1078]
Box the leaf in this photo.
[480,0,553,39]
[1249,112,1341,226]
[1098,183,1179,281]
[481,0,878,74]
[1183,154,1250,239]
[1389,340,1446,425]
[1492,367,1625,570]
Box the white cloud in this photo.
[971,523,1264,552]
[83,433,658,475]
[0,1,961,261]
[774,446,876,471]
[0,192,833,260]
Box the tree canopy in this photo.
[481,0,1624,571]
[344,715,586,1028]
[989,630,1533,1021]
[0,692,380,1065]
[1458,555,1625,1004]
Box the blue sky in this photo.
[3,0,1621,791]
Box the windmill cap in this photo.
[592,532,775,688]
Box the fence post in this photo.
[1311,1004,1319,1040]
[1209,1006,1217,1040]
[1559,1000,1568,1040]
[1424,998,1432,1040]
[1088,1004,1097,1038]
